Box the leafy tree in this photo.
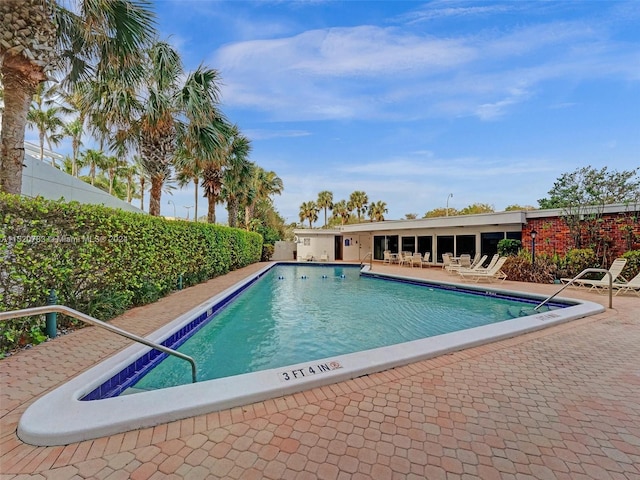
[0,0,156,194]
[348,190,368,223]
[299,201,319,228]
[424,207,458,218]
[317,190,333,228]
[538,166,640,209]
[459,203,495,215]
[505,204,536,211]
[538,166,640,259]
[404,213,418,220]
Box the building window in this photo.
[303,238,310,246]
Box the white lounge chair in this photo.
[383,250,391,264]
[458,257,508,283]
[560,258,627,291]
[303,253,314,262]
[457,255,488,275]
[319,251,329,262]
[469,252,482,269]
[421,252,431,267]
[612,271,640,296]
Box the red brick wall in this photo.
[523,212,640,259]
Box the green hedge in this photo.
[0,194,262,353]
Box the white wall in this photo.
[295,233,336,261]
[21,154,142,213]
[272,241,296,261]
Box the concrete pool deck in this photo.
[1,262,639,479]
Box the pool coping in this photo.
[17,262,605,446]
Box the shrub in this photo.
[497,239,521,257]
[0,193,263,354]
[262,244,274,262]
[621,250,640,281]
[564,248,598,278]
[502,251,556,284]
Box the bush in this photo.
[502,251,556,284]
[497,239,521,257]
[563,248,598,278]
[621,250,640,281]
[261,244,274,262]
[0,193,263,354]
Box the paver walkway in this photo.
[1,262,639,479]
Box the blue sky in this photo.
[43,1,640,223]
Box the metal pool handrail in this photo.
[534,268,613,311]
[360,251,372,269]
[0,305,198,383]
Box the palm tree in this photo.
[175,160,202,222]
[121,162,139,203]
[26,82,65,166]
[138,41,225,217]
[299,201,319,228]
[80,149,105,186]
[333,199,351,225]
[62,119,84,176]
[219,130,252,227]
[317,190,333,228]
[244,166,283,229]
[349,190,369,222]
[368,200,388,222]
[0,0,156,194]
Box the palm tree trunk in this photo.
[228,198,238,228]
[207,192,216,223]
[193,177,198,222]
[139,177,145,211]
[149,175,163,216]
[39,130,45,162]
[1,64,43,194]
[245,205,251,230]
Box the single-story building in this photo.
[294,203,639,265]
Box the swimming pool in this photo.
[18,262,605,445]
[123,264,561,393]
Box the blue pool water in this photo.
[125,264,560,393]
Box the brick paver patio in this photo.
[1,262,638,479]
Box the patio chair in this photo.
[612,271,640,296]
[421,252,431,267]
[410,252,423,268]
[441,253,452,270]
[319,251,329,262]
[470,252,482,269]
[560,258,627,291]
[383,250,391,264]
[458,254,472,269]
[303,253,315,262]
[458,257,508,283]
[399,251,412,266]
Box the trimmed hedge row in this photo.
[0,193,262,353]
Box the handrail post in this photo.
[45,289,57,339]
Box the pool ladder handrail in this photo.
[534,268,613,311]
[0,305,198,383]
[360,251,372,269]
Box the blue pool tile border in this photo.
[81,266,274,401]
